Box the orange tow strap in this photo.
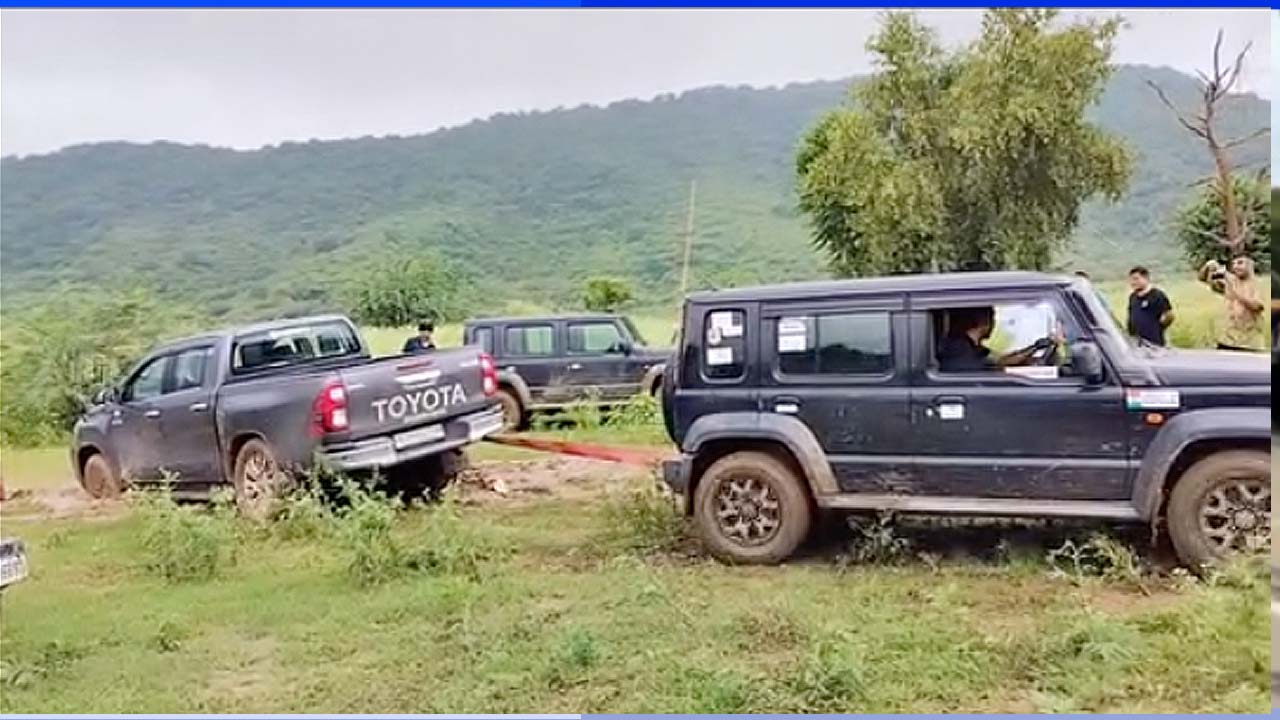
[484,434,671,468]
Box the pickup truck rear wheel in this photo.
[693,451,812,565]
[1167,449,1270,571]
[81,453,122,499]
[496,389,525,431]
[233,439,292,521]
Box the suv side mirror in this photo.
[1071,341,1104,384]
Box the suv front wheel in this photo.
[693,451,812,564]
[1166,449,1270,571]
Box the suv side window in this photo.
[471,326,494,354]
[168,347,212,393]
[123,356,168,402]
[567,322,625,354]
[702,309,746,380]
[505,324,555,357]
[930,296,1086,380]
[776,312,892,376]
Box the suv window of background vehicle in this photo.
[568,322,625,354]
[123,356,167,402]
[776,312,892,376]
[505,325,555,356]
[472,326,494,354]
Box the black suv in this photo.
[463,314,669,429]
[661,271,1270,568]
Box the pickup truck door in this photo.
[110,354,170,481]
[906,293,1131,500]
[563,320,642,400]
[152,346,221,483]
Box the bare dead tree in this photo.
[1147,30,1269,256]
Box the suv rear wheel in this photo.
[495,388,525,431]
[1166,449,1270,571]
[693,450,812,564]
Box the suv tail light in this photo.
[479,352,497,397]
[311,378,349,436]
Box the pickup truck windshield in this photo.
[233,321,362,373]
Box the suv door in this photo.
[152,346,220,483]
[907,289,1130,500]
[759,295,915,493]
[564,320,642,401]
[110,354,170,480]
[499,322,563,405]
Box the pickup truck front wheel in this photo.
[81,453,122,499]
[1167,449,1270,571]
[233,439,292,521]
[693,451,812,565]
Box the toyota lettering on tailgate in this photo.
[373,382,468,424]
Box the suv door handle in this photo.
[144,409,161,419]
[189,402,209,413]
[772,396,801,415]
[929,396,966,421]
[567,363,583,371]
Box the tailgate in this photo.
[339,348,491,441]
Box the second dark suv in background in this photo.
[463,313,669,429]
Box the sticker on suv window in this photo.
[706,347,734,366]
[777,317,809,353]
[709,311,743,339]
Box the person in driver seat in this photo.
[937,306,1058,372]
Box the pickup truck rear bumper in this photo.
[319,405,504,471]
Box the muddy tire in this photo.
[1167,449,1270,572]
[232,438,292,521]
[81,453,122,499]
[496,389,525,431]
[693,451,812,565]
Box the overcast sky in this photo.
[0,8,1271,158]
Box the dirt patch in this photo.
[456,456,654,506]
[1,485,125,522]
[203,636,281,705]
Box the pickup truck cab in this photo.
[661,272,1270,569]
[462,313,669,429]
[72,315,503,514]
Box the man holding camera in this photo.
[1199,257,1265,352]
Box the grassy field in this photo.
[0,472,1269,714]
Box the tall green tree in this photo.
[344,255,471,328]
[1176,175,1270,272]
[582,276,634,312]
[797,10,1133,276]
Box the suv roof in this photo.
[686,271,1071,304]
[464,313,623,326]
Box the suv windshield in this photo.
[1071,279,1137,360]
[232,320,362,373]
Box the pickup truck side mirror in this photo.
[91,386,118,406]
[616,340,634,356]
[1071,341,1104,384]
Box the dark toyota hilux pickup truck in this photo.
[72,314,503,513]
[660,272,1269,569]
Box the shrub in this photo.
[334,480,405,587]
[600,483,685,556]
[1046,533,1144,585]
[841,513,912,566]
[134,487,236,583]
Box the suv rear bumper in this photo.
[319,405,503,471]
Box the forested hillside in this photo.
[1,65,1268,319]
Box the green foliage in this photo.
[134,486,237,583]
[581,276,634,312]
[0,288,203,446]
[797,10,1133,275]
[343,252,472,327]
[334,480,406,587]
[1175,175,1270,272]
[0,68,1268,320]
[600,484,685,556]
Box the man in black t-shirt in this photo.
[1126,266,1174,347]
[402,321,437,354]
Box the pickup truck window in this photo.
[233,321,361,374]
[170,347,212,392]
[776,312,892,376]
[505,325,555,357]
[567,322,625,354]
[124,356,167,402]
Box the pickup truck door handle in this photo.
[144,409,161,419]
[189,402,209,413]
[772,396,801,415]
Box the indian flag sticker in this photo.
[1125,389,1181,411]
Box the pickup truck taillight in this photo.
[479,352,497,397]
[311,378,349,436]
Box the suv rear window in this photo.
[702,309,746,380]
[233,321,361,373]
[776,312,892,376]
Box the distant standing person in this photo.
[1125,266,1174,346]
[403,321,437,354]
[1199,257,1265,352]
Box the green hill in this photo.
[0,65,1268,319]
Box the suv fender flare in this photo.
[640,363,666,396]
[495,370,533,408]
[683,412,838,495]
[1131,407,1270,520]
